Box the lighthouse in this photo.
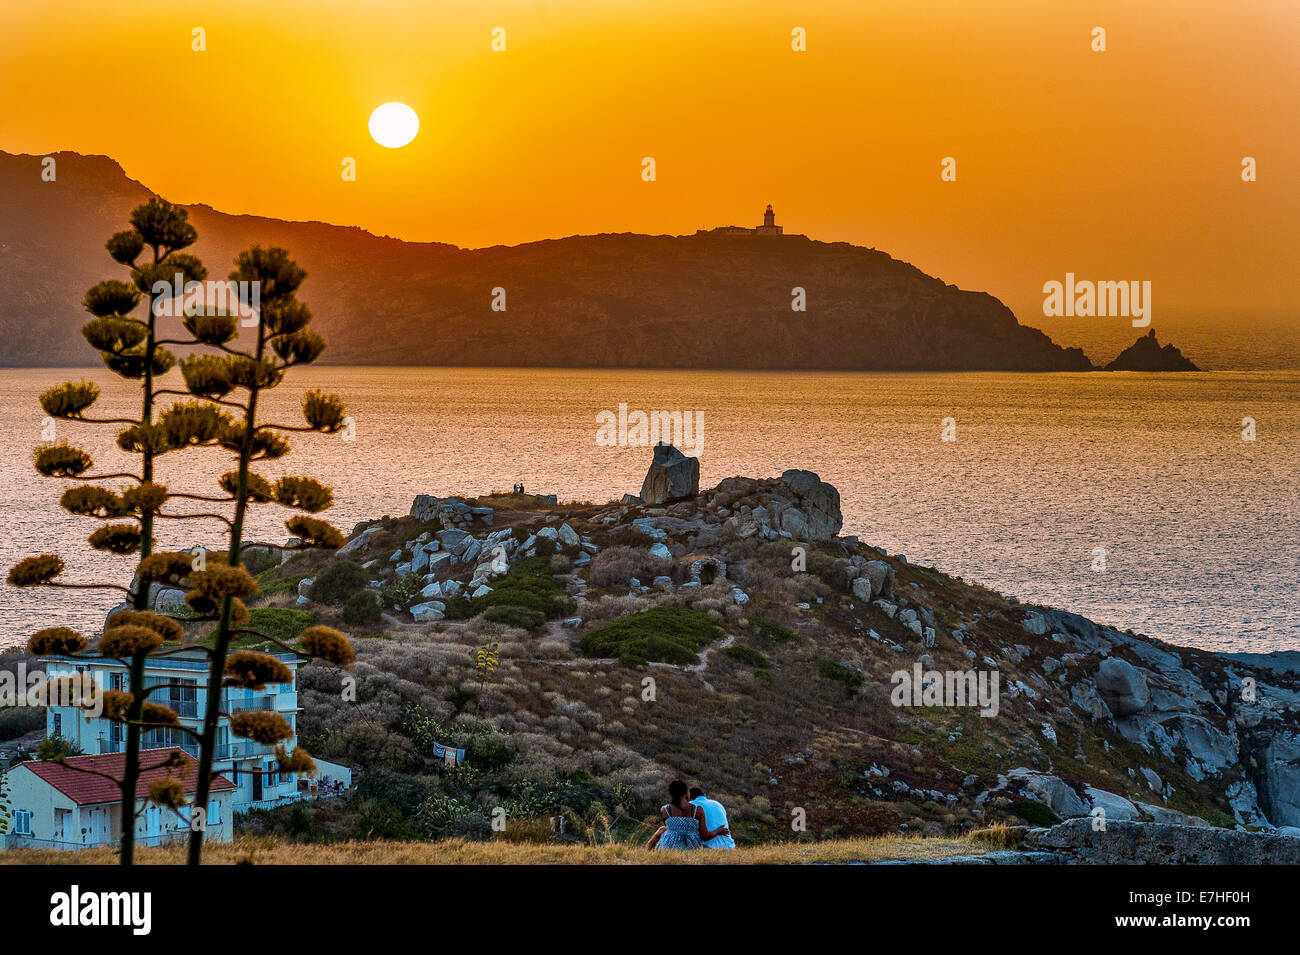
[756,204,783,235]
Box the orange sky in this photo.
[1,0,1296,316]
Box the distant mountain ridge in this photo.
[2,149,1098,370]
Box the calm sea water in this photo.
[1,367,1296,653]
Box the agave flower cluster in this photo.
[6,199,356,864]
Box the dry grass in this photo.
[968,823,1026,850]
[0,834,986,865]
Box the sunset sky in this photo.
[1,0,1296,316]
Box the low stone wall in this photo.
[1024,818,1300,864]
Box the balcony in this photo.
[226,694,274,713]
[213,740,272,760]
[97,737,270,761]
[164,699,199,718]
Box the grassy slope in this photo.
[0,833,984,865]
[142,491,1253,849]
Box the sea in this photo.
[1,366,1296,654]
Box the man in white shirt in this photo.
[690,786,735,849]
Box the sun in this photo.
[368,103,419,149]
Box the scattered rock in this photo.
[410,602,445,623]
[336,526,381,557]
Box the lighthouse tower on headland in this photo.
[700,205,789,237]
[755,204,783,235]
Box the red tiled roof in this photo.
[14,748,236,806]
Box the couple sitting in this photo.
[647,780,735,851]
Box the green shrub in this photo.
[466,735,516,771]
[747,617,798,645]
[444,811,493,841]
[725,644,769,668]
[36,734,82,760]
[816,658,863,687]
[1201,808,1237,829]
[285,802,314,837]
[579,607,724,666]
[240,547,279,576]
[248,606,312,642]
[509,556,554,577]
[1010,799,1059,827]
[470,561,569,618]
[415,793,472,837]
[256,573,303,598]
[379,573,423,611]
[308,560,367,605]
[353,799,416,841]
[806,551,851,591]
[342,590,382,626]
[482,605,545,630]
[437,594,472,620]
[354,768,433,817]
[204,607,311,648]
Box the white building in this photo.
[40,649,350,812]
[698,204,788,237]
[1,747,235,850]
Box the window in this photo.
[169,678,197,717]
[52,713,61,736]
[14,810,31,835]
[207,799,221,825]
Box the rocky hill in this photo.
[126,447,1298,857]
[1105,329,1201,371]
[0,150,1097,371]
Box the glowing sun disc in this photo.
[369,102,419,148]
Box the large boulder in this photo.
[1007,769,1089,818]
[1095,657,1150,717]
[777,470,842,539]
[410,601,445,622]
[640,443,700,504]
[1256,730,1300,827]
[862,560,894,599]
[1084,787,1140,822]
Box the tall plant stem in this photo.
[187,317,265,866]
